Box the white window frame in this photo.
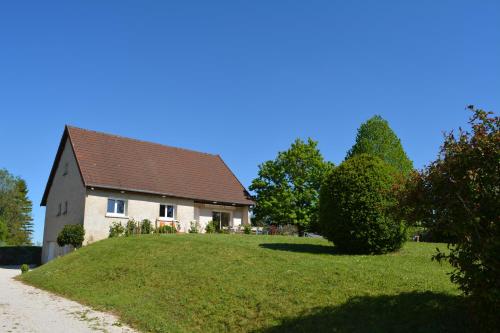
[106,197,128,218]
[158,203,175,221]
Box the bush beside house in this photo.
[57,224,85,249]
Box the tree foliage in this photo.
[320,154,406,254]
[250,138,333,233]
[347,115,413,175]
[0,169,33,245]
[402,107,499,327]
[57,224,85,248]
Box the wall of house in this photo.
[83,191,251,241]
[83,190,196,243]
[41,138,86,263]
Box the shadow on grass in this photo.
[255,292,470,333]
[259,243,338,255]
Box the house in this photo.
[41,126,254,263]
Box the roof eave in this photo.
[85,184,255,207]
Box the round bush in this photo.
[57,224,85,248]
[319,154,406,254]
[20,264,29,274]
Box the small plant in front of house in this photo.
[57,224,85,248]
[141,219,152,234]
[125,219,137,236]
[156,225,177,234]
[243,224,252,235]
[21,264,29,274]
[205,220,217,234]
[189,220,200,233]
[109,222,125,238]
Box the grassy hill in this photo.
[19,235,468,332]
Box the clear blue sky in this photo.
[0,1,498,244]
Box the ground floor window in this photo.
[107,198,126,216]
[159,204,174,220]
[212,211,231,229]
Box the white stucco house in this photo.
[41,126,254,263]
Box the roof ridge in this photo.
[65,125,218,157]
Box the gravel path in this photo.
[0,266,138,333]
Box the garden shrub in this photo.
[243,224,251,235]
[57,224,85,248]
[261,224,298,235]
[109,222,125,238]
[278,224,298,236]
[125,219,137,236]
[205,220,217,234]
[402,107,499,328]
[20,264,29,274]
[156,225,177,234]
[141,219,152,234]
[319,154,406,254]
[189,221,200,233]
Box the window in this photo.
[63,162,69,176]
[57,203,62,216]
[63,201,68,215]
[107,198,126,216]
[159,204,174,220]
[213,211,231,229]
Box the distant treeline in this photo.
[0,169,33,246]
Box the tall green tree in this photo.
[249,138,333,234]
[347,115,413,175]
[402,107,499,328]
[0,169,33,245]
[0,217,8,245]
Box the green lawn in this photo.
[19,235,468,332]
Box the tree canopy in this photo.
[402,107,499,328]
[320,154,406,254]
[0,169,33,245]
[249,138,333,233]
[346,115,413,175]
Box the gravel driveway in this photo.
[0,266,137,333]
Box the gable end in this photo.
[40,126,86,206]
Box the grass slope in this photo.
[20,235,468,332]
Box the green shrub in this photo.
[156,225,177,234]
[243,224,252,235]
[278,224,298,236]
[205,220,217,234]
[319,154,406,254]
[125,220,137,236]
[141,219,152,234]
[402,107,499,328]
[189,221,200,233]
[109,222,125,238]
[57,224,85,248]
[20,264,29,274]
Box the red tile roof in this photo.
[41,126,254,206]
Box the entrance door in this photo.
[213,211,231,230]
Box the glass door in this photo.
[213,211,231,230]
